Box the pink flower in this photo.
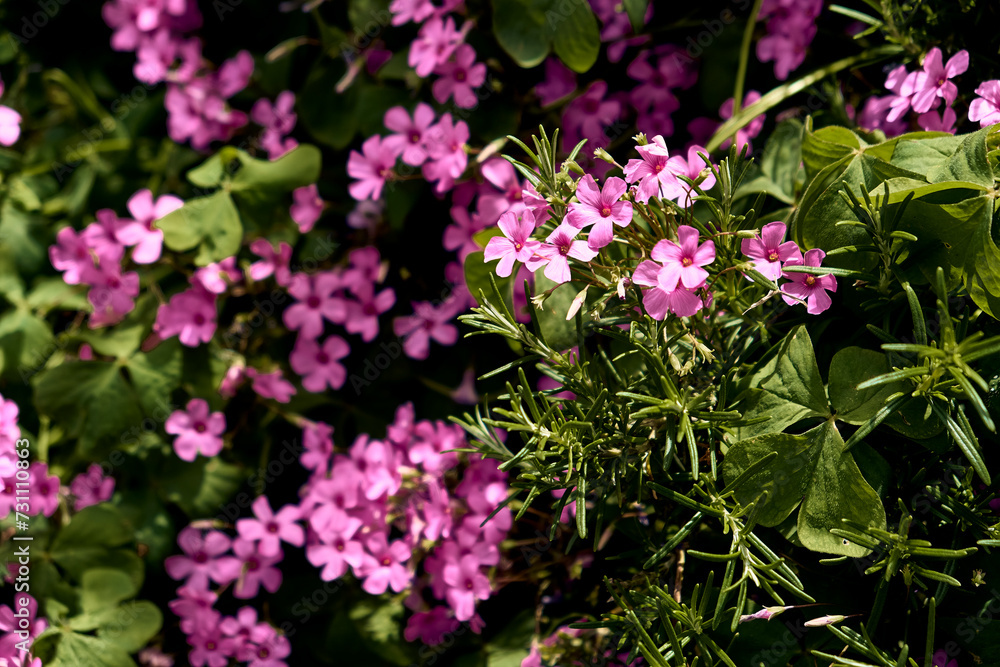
[0,79,21,146]
[651,225,715,290]
[917,106,957,133]
[529,222,599,283]
[719,91,764,153]
[69,463,116,511]
[347,135,397,201]
[166,398,226,461]
[231,537,283,598]
[50,227,99,285]
[88,267,140,327]
[781,248,837,314]
[408,16,463,78]
[932,649,958,667]
[969,80,1000,127]
[443,554,491,621]
[566,175,633,249]
[883,64,924,123]
[155,287,217,347]
[393,299,461,360]
[307,515,366,581]
[358,533,412,594]
[300,421,334,474]
[740,221,802,281]
[383,103,437,166]
[290,184,324,232]
[623,134,676,203]
[404,607,461,645]
[433,44,487,108]
[188,629,236,667]
[248,239,292,286]
[390,0,436,25]
[192,257,242,294]
[444,206,490,261]
[236,496,304,558]
[910,48,968,114]
[0,595,47,657]
[344,286,396,342]
[27,462,60,517]
[116,188,183,264]
[283,271,347,339]
[631,260,704,319]
[290,334,350,391]
[484,210,542,277]
[423,114,469,191]
[661,145,715,204]
[535,57,576,107]
[246,368,297,403]
[165,527,239,590]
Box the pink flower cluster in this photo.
[859,48,969,136]
[0,395,61,519]
[154,256,240,347]
[102,0,255,149]
[390,2,487,109]
[0,594,47,666]
[741,221,837,314]
[251,91,298,160]
[349,104,471,199]
[0,77,22,146]
[633,225,715,319]
[624,135,716,205]
[297,404,511,642]
[49,189,182,328]
[166,517,295,666]
[756,0,823,80]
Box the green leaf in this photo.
[34,361,144,455]
[32,629,137,667]
[492,0,601,72]
[802,122,861,182]
[722,421,886,556]
[156,190,243,266]
[897,195,1000,318]
[349,597,415,666]
[48,506,143,587]
[485,610,536,667]
[0,308,55,381]
[534,273,582,351]
[622,0,648,32]
[759,119,804,202]
[734,325,829,439]
[230,145,322,192]
[348,0,391,34]
[492,0,551,69]
[78,569,138,614]
[550,0,600,73]
[126,339,183,417]
[464,250,515,317]
[159,456,244,516]
[828,347,907,424]
[298,59,359,150]
[187,152,225,188]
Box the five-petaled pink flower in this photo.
[566,174,633,250]
[166,398,226,461]
[651,225,715,291]
[290,334,351,392]
[347,135,397,201]
[632,260,705,319]
[909,48,969,114]
[484,210,542,278]
[781,248,837,314]
[529,222,598,284]
[358,533,412,595]
[383,103,436,166]
[969,80,1000,127]
[236,495,305,558]
[741,221,802,282]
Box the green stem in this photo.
[706,44,905,153]
[732,0,765,119]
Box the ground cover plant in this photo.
[1,0,1000,665]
